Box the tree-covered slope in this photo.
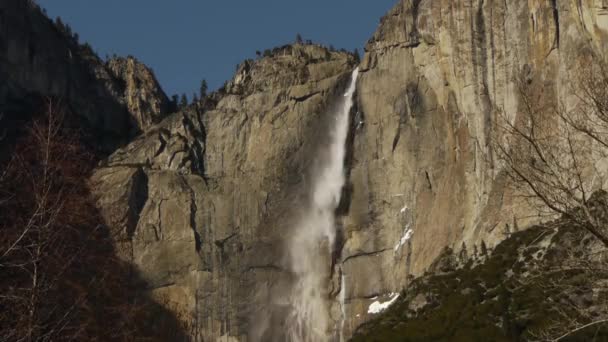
[352,211,608,342]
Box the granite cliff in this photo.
[340,0,608,335]
[91,44,358,341]
[2,0,608,341]
[0,1,170,153]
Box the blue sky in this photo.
[38,0,396,99]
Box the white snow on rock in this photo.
[394,226,414,252]
[368,293,400,314]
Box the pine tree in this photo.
[179,94,188,109]
[171,95,179,111]
[353,48,361,62]
[55,17,65,32]
[295,33,303,44]
[480,240,488,256]
[192,93,199,104]
[459,242,468,263]
[200,79,208,98]
[64,23,72,37]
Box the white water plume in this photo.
[286,68,359,342]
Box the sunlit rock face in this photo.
[91,44,357,341]
[10,0,599,340]
[341,0,608,336]
[106,56,172,132]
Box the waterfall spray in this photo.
[286,68,359,342]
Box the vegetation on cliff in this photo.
[351,217,608,341]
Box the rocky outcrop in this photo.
[0,1,127,150]
[91,44,357,341]
[339,0,608,336]
[106,56,171,132]
[0,2,170,152]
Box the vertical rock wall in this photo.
[92,45,357,341]
[0,2,171,151]
[340,0,608,335]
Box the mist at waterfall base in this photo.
[283,68,359,342]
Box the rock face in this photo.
[91,44,357,341]
[9,0,608,340]
[339,0,608,336]
[88,0,608,339]
[0,2,170,151]
[106,56,172,132]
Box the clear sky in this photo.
[37,0,396,99]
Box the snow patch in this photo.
[394,226,414,252]
[367,293,400,314]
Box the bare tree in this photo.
[0,101,97,341]
[494,57,608,340]
[494,57,608,247]
[526,228,608,341]
[0,101,189,341]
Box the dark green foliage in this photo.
[351,225,608,341]
[64,24,72,37]
[481,240,488,256]
[53,16,100,61]
[81,42,94,55]
[296,33,303,44]
[171,94,179,112]
[179,94,188,109]
[54,16,64,32]
[263,49,272,57]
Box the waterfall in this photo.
[286,68,359,342]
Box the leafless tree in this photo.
[0,101,189,341]
[0,100,103,341]
[494,56,608,340]
[525,228,608,341]
[494,57,608,247]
